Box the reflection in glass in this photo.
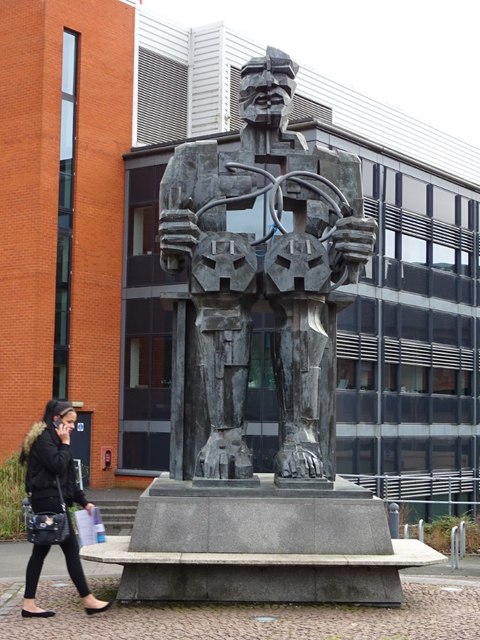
[401,439,428,471]
[432,311,456,345]
[384,363,397,391]
[433,187,455,223]
[402,175,426,214]
[129,206,153,256]
[55,289,69,346]
[62,31,77,96]
[432,438,456,469]
[125,336,149,388]
[432,368,456,395]
[359,361,375,390]
[248,333,262,388]
[460,371,472,396]
[459,251,470,276]
[401,235,427,265]
[337,358,356,389]
[432,244,455,272]
[56,234,70,284]
[401,365,428,393]
[60,100,74,161]
[401,306,428,341]
[151,336,172,387]
[385,229,396,258]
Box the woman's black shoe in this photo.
[21,609,55,618]
[85,601,113,616]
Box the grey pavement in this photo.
[2,486,480,639]
[1,539,480,639]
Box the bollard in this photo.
[451,526,459,570]
[418,519,424,543]
[388,502,400,539]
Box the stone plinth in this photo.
[86,475,445,605]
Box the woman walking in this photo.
[20,400,112,617]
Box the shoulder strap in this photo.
[55,475,67,513]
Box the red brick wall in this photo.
[0,0,135,488]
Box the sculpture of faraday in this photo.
[159,47,377,482]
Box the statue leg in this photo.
[193,297,254,479]
[271,296,328,478]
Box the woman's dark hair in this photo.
[42,400,74,425]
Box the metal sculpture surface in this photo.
[159,47,377,483]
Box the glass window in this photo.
[382,438,397,474]
[60,99,74,162]
[55,289,69,346]
[336,438,354,474]
[361,160,375,198]
[62,32,77,96]
[460,371,472,396]
[432,438,456,470]
[460,317,472,347]
[151,337,172,388]
[360,299,376,334]
[128,206,155,256]
[401,306,429,342]
[384,363,398,391]
[383,302,398,337]
[460,438,472,468]
[358,439,375,474]
[126,298,150,334]
[401,365,428,393]
[400,438,428,472]
[401,235,427,266]
[337,358,356,389]
[385,169,397,205]
[433,188,455,223]
[432,244,455,272]
[359,361,375,390]
[432,311,456,345]
[125,336,149,388]
[263,332,275,390]
[385,229,396,258]
[249,333,263,388]
[432,368,456,395]
[337,300,358,332]
[402,175,427,214]
[459,251,471,276]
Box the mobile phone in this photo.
[53,419,63,428]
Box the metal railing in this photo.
[341,472,478,518]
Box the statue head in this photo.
[239,46,298,130]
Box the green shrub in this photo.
[423,514,480,554]
[0,453,27,539]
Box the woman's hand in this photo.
[55,422,71,445]
[84,503,95,514]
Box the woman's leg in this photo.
[60,511,111,611]
[24,544,51,600]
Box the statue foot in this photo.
[195,429,253,480]
[274,443,323,479]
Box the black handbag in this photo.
[26,476,70,545]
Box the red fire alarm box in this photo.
[101,446,112,470]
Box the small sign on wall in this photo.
[77,422,85,432]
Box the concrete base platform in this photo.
[87,476,445,605]
[80,537,446,606]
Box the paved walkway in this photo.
[2,487,478,638]
[1,537,480,639]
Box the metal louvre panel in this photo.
[384,338,400,364]
[229,65,332,132]
[360,335,378,361]
[229,66,243,132]
[137,47,188,145]
[364,198,379,220]
[401,211,431,241]
[432,344,460,369]
[400,340,431,366]
[384,205,401,231]
[337,332,360,359]
[351,471,474,501]
[460,230,474,252]
[432,221,459,248]
[460,349,474,371]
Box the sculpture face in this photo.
[239,51,297,129]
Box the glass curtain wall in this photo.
[53,30,78,399]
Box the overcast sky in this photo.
[141,0,480,148]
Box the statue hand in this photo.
[332,216,377,265]
[159,207,200,273]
